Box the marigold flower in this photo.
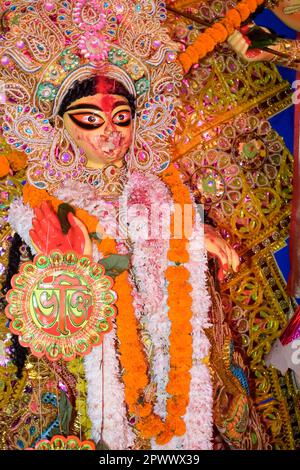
[136,403,152,418]
[173,417,186,436]
[211,23,228,42]
[166,396,189,416]
[0,155,10,178]
[155,429,173,446]
[226,9,242,28]
[247,0,260,11]
[7,150,27,171]
[196,33,215,52]
[236,3,251,20]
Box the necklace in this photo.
[82,163,128,200]
[46,162,128,201]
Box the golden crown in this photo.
[0,0,183,188]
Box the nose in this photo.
[103,118,115,133]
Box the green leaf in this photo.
[99,254,130,279]
[247,26,278,49]
[89,232,102,242]
[96,439,110,450]
[57,203,75,234]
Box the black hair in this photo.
[58,75,136,118]
[1,233,32,378]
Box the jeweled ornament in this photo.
[233,134,267,170]
[27,435,95,450]
[5,251,116,362]
[191,166,226,205]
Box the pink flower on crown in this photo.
[73,0,106,32]
[78,31,109,62]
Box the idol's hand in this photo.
[270,0,300,33]
[227,28,276,62]
[29,201,92,256]
[204,224,240,281]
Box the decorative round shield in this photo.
[5,251,117,362]
[26,435,95,450]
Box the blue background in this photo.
[253,9,297,294]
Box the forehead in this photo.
[70,93,130,110]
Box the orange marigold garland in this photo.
[178,0,265,73]
[114,271,156,414]
[159,164,195,444]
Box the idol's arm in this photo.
[266,0,300,33]
[267,39,300,71]
[228,29,300,71]
[203,223,240,281]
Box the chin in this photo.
[103,152,126,164]
[102,156,119,164]
[86,150,126,167]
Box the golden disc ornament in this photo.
[26,435,95,450]
[5,251,117,362]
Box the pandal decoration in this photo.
[0,0,298,451]
[5,251,117,361]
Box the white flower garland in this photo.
[84,331,135,450]
[8,197,35,252]
[182,206,213,450]
[123,171,173,420]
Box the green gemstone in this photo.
[202,176,217,194]
[135,78,150,95]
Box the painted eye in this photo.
[69,113,104,127]
[112,110,131,126]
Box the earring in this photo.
[27,115,87,190]
[45,115,87,184]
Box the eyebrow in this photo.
[66,100,129,112]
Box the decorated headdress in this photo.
[0,0,182,192]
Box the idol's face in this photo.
[63,92,133,168]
